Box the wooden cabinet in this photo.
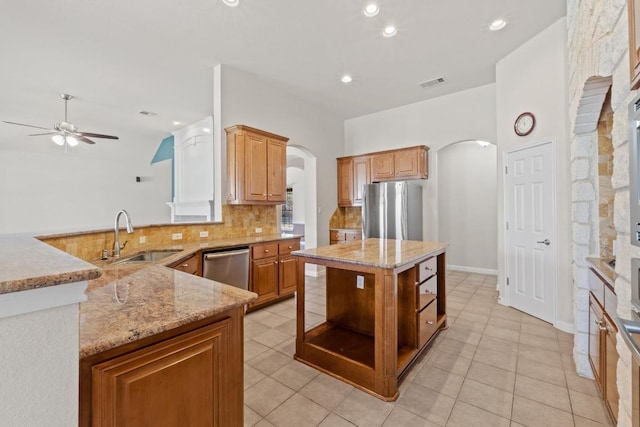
[587,265,618,424]
[371,146,428,182]
[337,156,370,207]
[249,238,300,309]
[330,229,362,245]
[81,308,245,427]
[336,146,428,207]
[226,125,288,205]
[629,0,640,89]
[169,253,201,276]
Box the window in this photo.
[281,187,293,231]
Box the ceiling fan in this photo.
[2,93,119,146]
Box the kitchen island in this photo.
[293,238,447,401]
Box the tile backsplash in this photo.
[40,205,277,262]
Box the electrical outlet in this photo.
[356,275,365,289]
[139,236,146,244]
[255,227,263,233]
[172,233,183,240]
[199,231,209,238]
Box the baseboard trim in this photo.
[554,320,575,334]
[447,265,498,275]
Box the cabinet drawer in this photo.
[279,240,300,255]
[417,257,437,283]
[418,275,438,310]
[252,243,278,260]
[418,301,438,348]
[330,230,345,241]
[172,256,198,275]
[344,231,362,241]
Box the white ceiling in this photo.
[0,0,565,151]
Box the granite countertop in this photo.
[0,235,101,295]
[80,233,300,357]
[586,257,616,288]
[293,238,447,269]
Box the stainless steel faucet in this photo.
[114,209,134,257]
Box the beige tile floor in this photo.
[243,271,613,427]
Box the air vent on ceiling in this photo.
[419,77,445,89]
[138,110,158,116]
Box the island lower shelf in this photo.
[293,238,448,401]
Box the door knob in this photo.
[536,239,551,246]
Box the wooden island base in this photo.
[293,239,447,401]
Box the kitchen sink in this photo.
[113,249,182,264]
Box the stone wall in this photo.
[598,92,616,260]
[568,0,635,424]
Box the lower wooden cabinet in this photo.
[82,309,244,427]
[587,265,618,424]
[249,238,300,309]
[169,253,200,275]
[330,229,362,245]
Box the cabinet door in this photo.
[171,255,200,275]
[251,257,278,305]
[371,153,394,181]
[267,139,286,202]
[91,320,230,427]
[604,315,619,422]
[245,133,268,201]
[337,158,354,207]
[588,293,604,389]
[278,254,297,296]
[394,149,419,178]
[352,156,370,206]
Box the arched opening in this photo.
[285,145,318,257]
[436,140,497,273]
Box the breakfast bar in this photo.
[293,238,447,401]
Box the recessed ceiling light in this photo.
[341,75,353,84]
[382,25,397,38]
[172,121,182,126]
[489,19,507,31]
[222,0,239,7]
[363,4,379,17]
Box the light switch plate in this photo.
[172,233,183,240]
[356,275,365,289]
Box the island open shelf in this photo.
[293,238,447,401]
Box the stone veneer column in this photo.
[568,0,636,424]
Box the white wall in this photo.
[0,138,171,234]
[496,18,571,327]
[286,166,306,224]
[218,65,345,247]
[344,84,497,266]
[438,141,497,272]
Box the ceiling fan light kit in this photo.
[2,93,119,148]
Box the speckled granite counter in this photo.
[586,256,616,288]
[0,235,101,295]
[294,238,447,269]
[79,234,300,357]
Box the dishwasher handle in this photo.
[204,248,249,260]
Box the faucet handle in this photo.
[119,240,129,250]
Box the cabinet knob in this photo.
[265,249,269,253]
[275,260,279,264]
[426,320,434,325]
[288,245,292,249]
[181,264,189,268]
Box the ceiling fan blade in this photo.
[76,131,119,140]
[28,132,58,136]
[77,136,96,145]
[3,121,53,131]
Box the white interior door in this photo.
[505,141,555,323]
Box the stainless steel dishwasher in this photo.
[202,246,250,289]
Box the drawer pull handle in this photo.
[426,320,434,325]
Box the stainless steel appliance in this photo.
[202,247,250,289]
[362,181,423,240]
[630,94,640,247]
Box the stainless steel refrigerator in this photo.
[362,181,423,240]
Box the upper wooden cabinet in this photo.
[226,125,289,205]
[337,156,371,207]
[371,146,428,181]
[337,146,428,207]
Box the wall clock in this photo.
[514,112,535,136]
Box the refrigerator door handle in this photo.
[362,189,367,238]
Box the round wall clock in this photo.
[514,112,535,136]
